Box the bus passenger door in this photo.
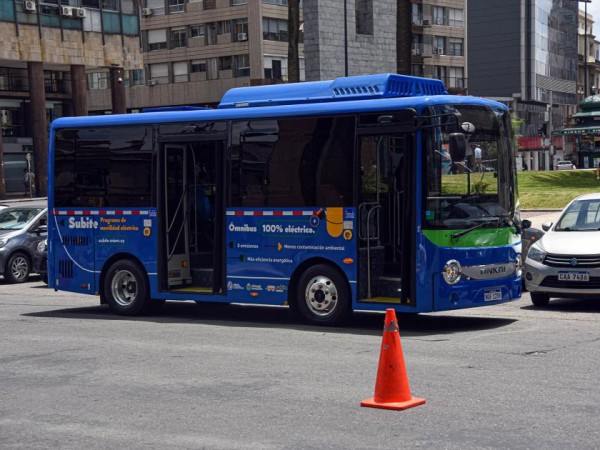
[357,130,414,305]
[160,138,225,294]
[163,144,192,287]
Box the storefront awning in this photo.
[554,126,600,135]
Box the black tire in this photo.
[295,264,351,326]
[40,273,48,285]
[103,259,150,316]
[4,253,31,284]
[531,292,550,307]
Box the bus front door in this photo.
[357,133,413,305]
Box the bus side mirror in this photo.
[449,133,466,161]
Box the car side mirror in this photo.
[35,224,48,235]
[541,222,552,232]
[521,219,531,230]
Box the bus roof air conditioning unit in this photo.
[237,32,248,41]
[142,8,153,17]
[61,6,73,17]
[75,7,86,18]
[24,1,36,12]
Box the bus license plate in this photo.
[558,272,589,282]
[484,290,502,302]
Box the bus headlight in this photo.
[443,259,462,285]
[515,254,523,278]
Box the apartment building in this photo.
[0,0,142,197]
[88,0,305,112]
[405,0,467,93]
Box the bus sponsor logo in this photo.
[460,263,515,280]
[68,217,98,229]
[246,283,262,291]
[227,281,244,290]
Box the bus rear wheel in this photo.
[296,264,350,326]
[103,259,149,316]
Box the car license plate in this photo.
[484,290,502,301]
[558,272,589,282]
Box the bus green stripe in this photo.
[423,228,519,247]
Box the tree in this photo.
[287,0,300,83]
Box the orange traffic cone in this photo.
[361,308,426,411]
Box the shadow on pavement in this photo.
[521,297,600,314]
[24,300,516,337]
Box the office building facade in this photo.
[0,0,142,197]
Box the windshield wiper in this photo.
[451,220,493,242]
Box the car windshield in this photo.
[555,198,600,231]
[423,104,516,230]
[0,207,43,230]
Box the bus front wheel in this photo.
[103,259,149,316]
[296,264,350,326]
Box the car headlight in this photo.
[515,254,523,278]
[527,244,546,263]
[37,239,47,252]
[443,259,462,285]
[0,238,8,249]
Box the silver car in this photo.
[524,193,600,306]
[0,206,48,283]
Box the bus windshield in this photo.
[423,104,516,230]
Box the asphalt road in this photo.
[1,278,600,449]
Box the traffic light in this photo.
[537,123,547,137]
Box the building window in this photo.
[147,29,168,51]
[234,18,248,41]
[81,0,100,8]
[190,24,205,38]
[125,69,145,87]
[232,0,246,4]
[217,20,231,35]
[219,56,232,71]
[432,6,445,26]
[169,0,185,13]
[262,0,288,5]
[433,36,445,55]
[263,17,288,41]
[102,0,119,11]
[170,28,187,48]
[191,59,207,73]
[448,8,463,28]
[448,38,463,57]
[355,0,373,36]
[448,67,465,88]
[411,3,423,25]
[149,63,169,84]
[234,54,250,77]
[87,72,109,90]
[173,61,189,83]
[146,0,165,15]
